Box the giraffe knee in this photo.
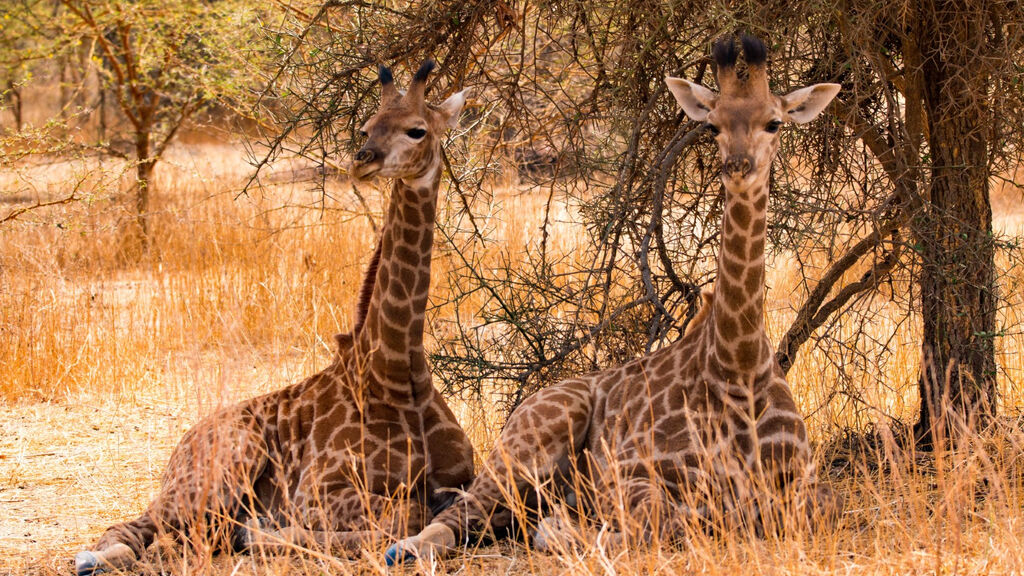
[94,517,153,561]
[532,515,581,553]
[806,482,843,527]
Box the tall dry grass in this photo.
[2,143,1024,574]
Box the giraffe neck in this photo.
[356,165,441,401]
[706,180,770,376]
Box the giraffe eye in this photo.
[358,130,368,138]
[406,128,427,139]
[704,123,721,136]
[765,120,783,133]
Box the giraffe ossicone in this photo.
[73,61,474,575]
[386,36,842,565]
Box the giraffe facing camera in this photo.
[385,36,841,565]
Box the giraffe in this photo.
[74,61,475,575]
[385,36,842,563]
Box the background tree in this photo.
[0,1,60,133]
[39,0,263,245]
[814,0,1020,445]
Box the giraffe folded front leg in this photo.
[74,543,136,576]
[532,514,585,553]
[387,379,594,565]
[603,476,704,548]
[246,524,388,556]
[384,523,456,566]
[243,490,429,558]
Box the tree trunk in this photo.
[58,55,69,120]
[913,1,997,447]
[5,78,22,132]
[134,129,154,244]
[97,84,106,142]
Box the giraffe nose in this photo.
[722,155,754,177]
[355,148,376,164]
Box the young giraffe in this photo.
[386,37,841,563]
[74,61,474,575]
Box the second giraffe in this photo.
[386,36,842,563]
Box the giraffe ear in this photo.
[781,83,841,124]
[438,90,468,129]
[665,77,717,122]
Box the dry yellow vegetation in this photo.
[2,143,1024,575]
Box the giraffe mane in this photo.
[353,237,383,334]
[335,236,382,350]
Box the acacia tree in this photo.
[255,1,1024,440]
[911,1,1003,444]
[0,23,28,132]
[40,0,260,244]
[0,1,56,132]
[818,0,1021,445]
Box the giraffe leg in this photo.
[533,513,585,553]
[420,389,476,499]
[385,380,593,565]
[243,489,429,556]
[75,405,268,575]
[587,475,708,550]
[778,475,842,533]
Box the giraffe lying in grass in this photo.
[74,61,474,575]
[386,36,842,563]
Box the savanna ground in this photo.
[3,137,1024,576]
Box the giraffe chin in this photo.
[720,173,762,195]
[351,165,381,181]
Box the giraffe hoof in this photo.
[383,543,414,566]
[74,551,107,576]
[74,543,135,575]
[232,516,270,553]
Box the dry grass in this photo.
[2,142,1024,575]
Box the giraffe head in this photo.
[351,60,467,182]
[665,36,839,194]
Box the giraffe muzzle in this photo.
[352,147,383,180]
[722,155,754,178]
[354,148,377,164]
